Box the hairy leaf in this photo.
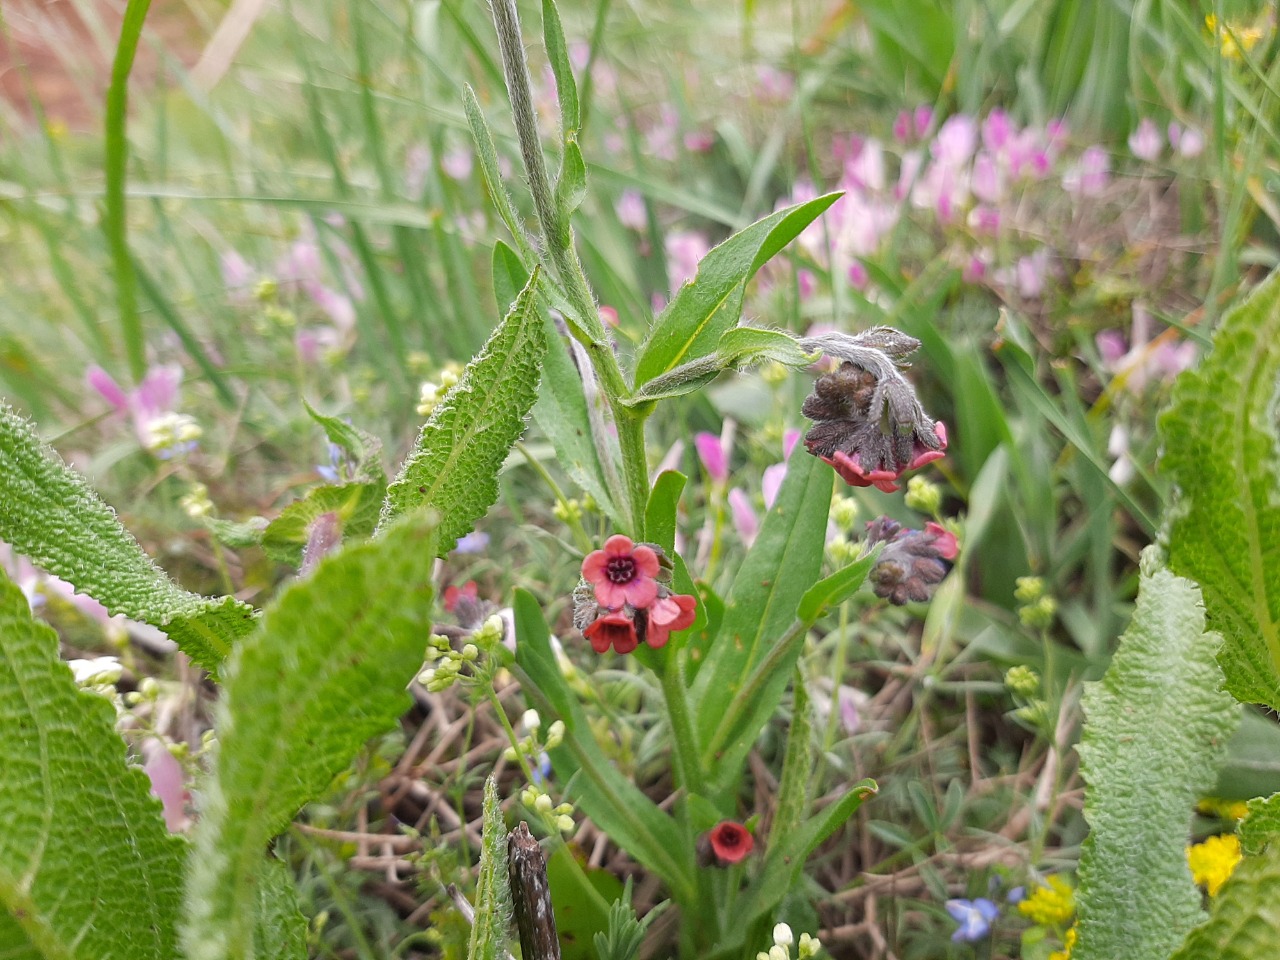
[254,860,307,960]
[0,403,256,673]
[469,776,510,960]
[183,514,438,960]
[303,400,384,476]
[1167,844,1280,960]
[541,0,579,136]
[1073,550,1238,960]
[262,483,383,566]
[0,570,185,959]
[692,452,831,790]
[1241,792,1280,857]
[511,590,695,902]
[796,546,882,624]
[1160,270,1280,710]
[633,193,840,386]
[626,327,819,405]
[381,268,546,551]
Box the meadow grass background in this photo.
[0,0,1278,956]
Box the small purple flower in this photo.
[931,115,978,168]
[945,898,999,942]
[727,488,759,546]
[1063,145,1110,196]
[1128,118,1162,161]
[1177,126,1205,158]
[694,432,729,483]
[221,250,255,304]
[982,109,1012,152]
[847,260,869,291]
[441,146,474,181]
[1007,886,1026,904]
[665,231,710,292]
[615,189,647,231]
[453,531,490,554]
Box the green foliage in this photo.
[467,776,510,960]
[1073,550,1239,960]
[796,547,882,625]
[510,589,695,902]
[1241,793,1280,857]
[592,880,648,960]
[690,452,832,792]
[1160,269,1280,712]
[0,403,257,674]
[626,327,819,405]
[253,860,308,960]
[182,513,439,960]
[381,268,547,552]
[1168,844,1280,960]
[0,569,185,959]
[772,671,814,844]
[632,194,841,387]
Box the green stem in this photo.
[659,657,703,798]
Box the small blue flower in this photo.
[454,531,490,554]
[945,898,999,942]
[531,751,552,786]
[1007,886,1026,904]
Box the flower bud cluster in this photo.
[179,482,214,519]
[756,923,821,960]
[417,613,506,693]
[865,518,959,605]
[142,412,202,459]
[904,475,942,515]
[519,784,576,834]
[415,364,462,417]
[124,675,161,707]
[1015,576,1058,628]
[575,536,697,655]
[503,708,565,765]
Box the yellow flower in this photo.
[1188,834,1242,896]
[1197,797,1249,821]
[1017,875,1075,926]
[1048,923,1078,960]
[1205,14,1265,60]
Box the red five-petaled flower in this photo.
[645,594,698,649]
[708,821,754,865]
[581,535,660,609]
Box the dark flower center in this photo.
[715,826,745,848]
[606,556,636,584]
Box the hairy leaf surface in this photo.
[381,269,546,551]
[468,776,510,960]
[1160,270,1280,710]
[0,403,256,672]
[1074,551,1238,960]
[0,570,185,959]
[183,514,438,960]
[1168,844,1280,960]
[1241,792,1280,857]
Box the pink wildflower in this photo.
[695,432,729,483]
[1128,118,1162,161]
[583,611,639,655]
[708,821,754,864]
[727,488,759,546]
[581,535,660,609]
[645,593,698,648]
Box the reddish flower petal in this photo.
[603,534,636,557]
[924,522,959,560]
[631,544,660,579]
[581,549,609,583]
[583,611,638,655]
[621,576,659,610]
[708,821,754,864]
[651,594,697,630]
[824,452,902,492]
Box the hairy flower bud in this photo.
[867,518,958,605]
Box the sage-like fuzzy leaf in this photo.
[1241,792,1280,856]
[0,403,256,673]
[1159,269,1280,711]
[1168,844,1280,960]
[183,513,438,960]
[468,776,511,960]
[1073,550,1238,960]
[381,268,546,552]
[0,569,185,959]
[254,860,307,960]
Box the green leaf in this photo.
[302,400,384,479]
[468,776,510,960]
[541,0,580,135]
[496,243,622,527]
[0,569,185,959]
[464,85,536,264]
[510,590,695,902]
[633,193,841,386]
[1241,793,1280,857]
[691,453,832,789]
[626,327,819,405]
[735,778,877,929]
[261,483,383,566]
[556,139,588,223]
[182,514,439,960]
[644,470,686,555]
[796,546,882,624]
[202,516,269,550]
[1167,844,1280,960]
[771,671,813,843]
[547,847,623,960]
[1159,269,1280,711]
[0,403,256,673]
[254,860,307,960]
[381,267,547,552]
[1073,550,1239,960]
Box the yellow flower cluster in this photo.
[1205,14,1266,61]
[1197,797,1249,821]
[1187,834,1242,897]
[1048,923,1078,960]
[1017,875,1075,926]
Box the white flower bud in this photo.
[773,923,794,948]
[534,793,553,813]
[768,946,788,960]
[556,814,575,833]
[522,709,541,731]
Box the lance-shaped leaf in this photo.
[691,452,831,789]
[1159,269,1280,711]
[1167,844,1280,960]
[469,776,511,960]
[254,860,307,960]
[0,403,256,673]
[381,268,546,552]
[1073,550,1239,960]
[626,327,819,405]
[633,193,840,386]
[183,514,438,960]
[0,570,185,959]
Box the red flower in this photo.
[822,421,948,493]
[443,580,479,613]
[583,611,639,655]
[644,594,698,649]
[708,821,754,865]
[581,535,660,609]
[924,521,959,560]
